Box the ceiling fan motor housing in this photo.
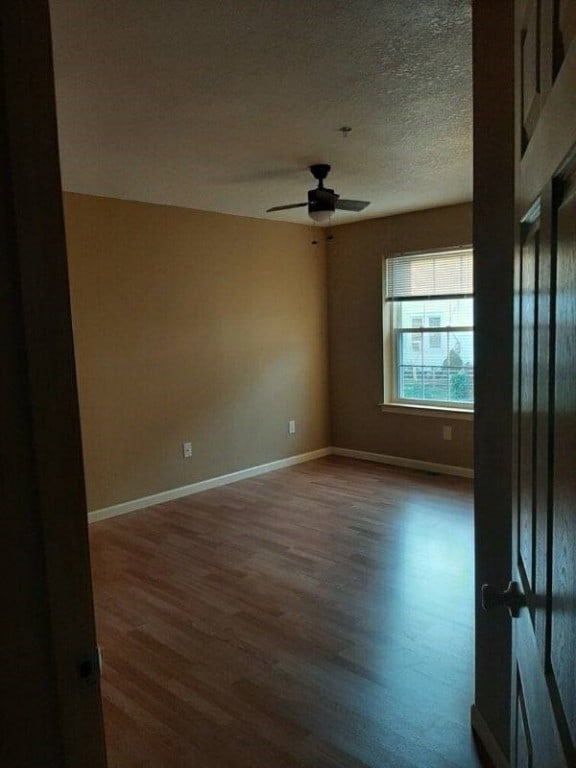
[308,187,337,212]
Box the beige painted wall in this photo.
[328,203,474,469]
[64,193,330,510]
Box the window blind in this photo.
[385,248,473,301]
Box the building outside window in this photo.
[383,248,474,410]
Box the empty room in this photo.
[3,2,575,768]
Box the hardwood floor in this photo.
[89,456,482,768]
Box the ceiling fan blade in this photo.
[335,199,371,212]
[266,202,308,212]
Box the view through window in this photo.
[384,248,474,409]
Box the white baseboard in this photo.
[88,447,332,523]
[332,447,474,478]
[470,705,509,768]
[89,445,473,524]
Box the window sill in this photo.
[379,402,474,421]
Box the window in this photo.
[383,248,474,410]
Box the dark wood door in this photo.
[0,3,107,766]
[512,1,576,765]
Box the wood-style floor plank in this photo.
[89,456,482,767]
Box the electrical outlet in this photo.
[288,420,296,435]
[182,441,193,458]
[442,425,452,441]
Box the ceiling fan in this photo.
[266,164,370,223]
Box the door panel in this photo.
[550,169,576,747]
[521,0,541,147]
[513,2,576,766]
[518,222,538,595]
[516,677,533,768]
[554,1,576,74]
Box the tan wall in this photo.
[327,203,474,469]
[64,193,330,510]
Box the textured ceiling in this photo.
[48,0,472,225]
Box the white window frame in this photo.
[381,246,474,418]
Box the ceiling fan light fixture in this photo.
[308,209,333,224]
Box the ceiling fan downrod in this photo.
[309,163,331,189]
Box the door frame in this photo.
[471,2,516,765]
